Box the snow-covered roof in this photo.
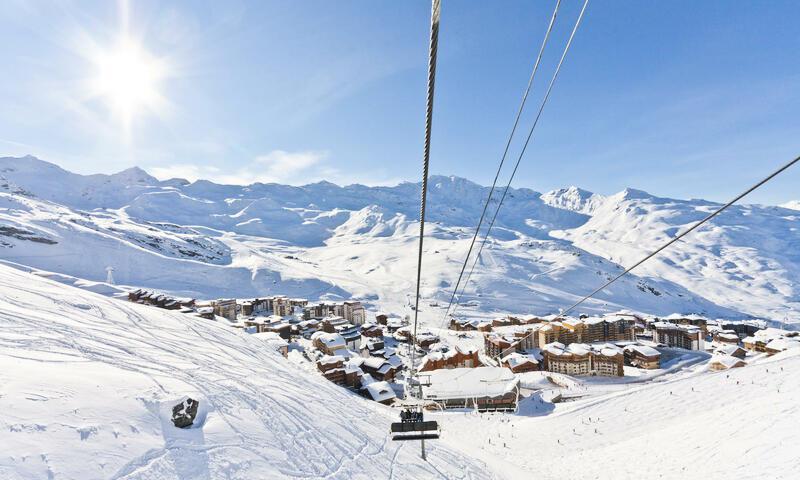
[501,352,539,368]
[710,356,746,369]
[312,332,346,349]
[363,381,396,403]
[251,331,289,348]
[714,344,745,356]
[318,355,344,366]
[624,344,660,357]
[362,356,388,370]
[766,337,800,352]
[423,367,518,400]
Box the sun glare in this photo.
[91,37,166,129]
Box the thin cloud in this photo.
[150,149,328,185]
[149,149,403,187]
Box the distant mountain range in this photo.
[1,155,798,323]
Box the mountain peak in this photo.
[110,166,158,185]
[541,185,603,215]
[781,200,800,211]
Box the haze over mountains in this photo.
[1,155,798,323]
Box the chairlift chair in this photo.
[390,408,440,441]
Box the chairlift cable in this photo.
[450,0,590,320]
[410,0,441,388]
[441,0,563,325]
[394,0,441,455]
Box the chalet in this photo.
[361,323,383,338]
[501,352,540,373]
[623,344,661,369]
[298,319,320,338]
[360,336,385,355]
[244,316,268,332]
[386,317,405,332]
[419,345,481,372]
[264,321,292,340]
[542,342,624,377]
[765,337,800,356]
[317,355,347,385]
[742,336,767,352]
[312,332,348,356]
[713,331,741,345]
[356,356,397,382]
[320,315,348,333]
[652,322,704,350]
[394,326,413,342]
[336,323,362,351]
[714,344,747,359]
[449,317,481,331]
[743,328,799,355]
[709,355,747,371]
[663,313,709,334]
[415,332,440,349]
[361,380,397,405]
[317,355,361,388]
[375,312,389,325]
[196,306,215,320]
[421,367,520,411]
[214,299,238,321]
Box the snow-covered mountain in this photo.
[0,262,494,479]
[1,155,799,323]
[782,200,800,211]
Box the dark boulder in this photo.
[171,398,199,428]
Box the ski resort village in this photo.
[124,288,799,412]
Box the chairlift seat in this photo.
[391,432,440,441]
[390,420,439,433]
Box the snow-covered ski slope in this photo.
[1,155,799,322]
[437,350,800,480]
[0,264,495,480]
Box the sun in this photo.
[91,36,166,129]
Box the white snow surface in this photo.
[1,155,799,323]
[435,350,800,480]
[0,264,494,480]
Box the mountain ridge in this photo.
[1,155,798,322]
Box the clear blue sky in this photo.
[1,0,799,203]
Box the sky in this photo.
[1,0,799,204]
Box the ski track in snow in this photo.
[0,265,497,480]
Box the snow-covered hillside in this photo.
[1,155,798,322]
[0,263,494,479]
[438,348,800,480]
